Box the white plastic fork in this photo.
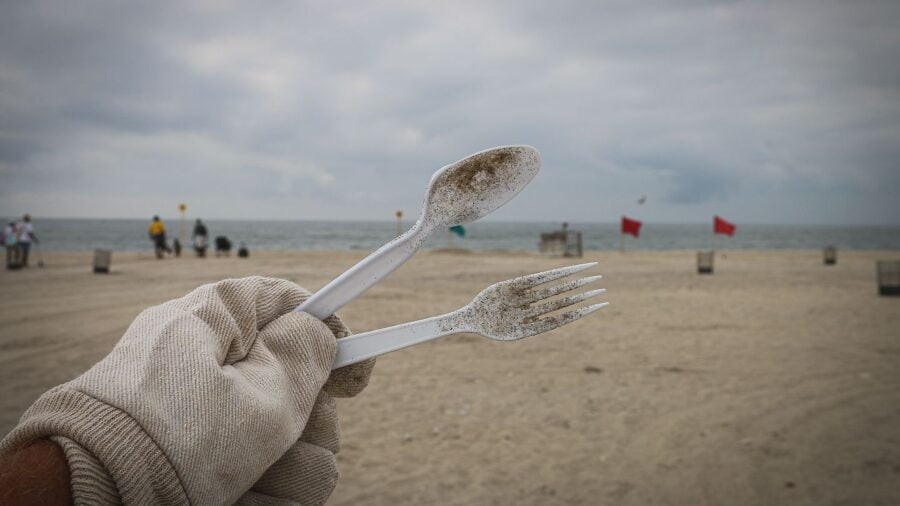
[332,262,607,369]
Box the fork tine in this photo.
[529,288,606,317]
[516,262,597,288]
[531,302,609,334]
[528,274,603,302]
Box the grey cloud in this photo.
[1,0,899,223]
[665,169,730,205]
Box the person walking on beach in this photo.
[3,221,20,270]
[148,215,171,259]
[192,218,209,257]
[16,214,39,268]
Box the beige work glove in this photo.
[0,277,374,505]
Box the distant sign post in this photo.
[178,203,187,254]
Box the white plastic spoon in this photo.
[296,145,541,319]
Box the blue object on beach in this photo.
[450,225,466,238]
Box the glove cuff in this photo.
[50,436,119,505]
[0,388,189,504]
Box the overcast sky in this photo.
[1,0,898,224]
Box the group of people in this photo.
[3,214,39,270]
[148,216,210,259]
[148,216,246,259]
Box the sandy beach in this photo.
[1,249,899,505]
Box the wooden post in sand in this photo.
[395,210,403,237]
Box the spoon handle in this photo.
[296,225,428,319]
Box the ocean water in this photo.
[18,219,900,253]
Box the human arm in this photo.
[0,277,375,504]
[0,440,71,505]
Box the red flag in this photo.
[714,215,735,236]
[621,216,642,237]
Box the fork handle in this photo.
[333,310,466,369]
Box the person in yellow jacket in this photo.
[148,215,171,259]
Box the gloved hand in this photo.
[0,276,374,505]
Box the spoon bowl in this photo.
[297,145,541,320]
[418,145,541,233]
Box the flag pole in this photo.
[619,233,624,253]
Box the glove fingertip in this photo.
[261,312,338,378]
[324,357,375,398]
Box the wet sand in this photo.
[1,249,899,505]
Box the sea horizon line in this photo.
[9,216,900,228]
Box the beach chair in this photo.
[539,226,583,258]
[93,249,112,274]
[564,231,583,257]
[539,231,566,256]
